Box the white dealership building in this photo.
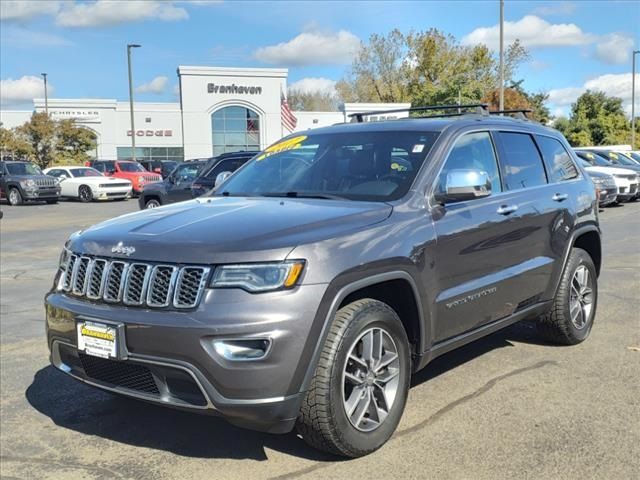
[1,66,408,162]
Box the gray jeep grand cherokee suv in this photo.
[46,106,601,457]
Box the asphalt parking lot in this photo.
[0,198,638,480]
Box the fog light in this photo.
[213,339,271,361]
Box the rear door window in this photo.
[535,136,579,183]
[495,132,548,190]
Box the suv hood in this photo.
[70,196,393,264]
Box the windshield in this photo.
[606,152,637,166]
[118,162,146,172]
[578,151,612,167]
[70,167,102,177]
[626,151,640,163]
[5,162,42,175]
[216,131,440,201]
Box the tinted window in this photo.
[575,151,611,167]
[497,132,547,190]
[536,136,578,182]
[70,168,102,177]
[118,162,145,172]
[204,158,249,180]
[217,131,440,201]
[173,163,202,182]
[438,131,501,198]
[5,162,42,175]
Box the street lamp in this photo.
[127,44,141,161]
[632,50,639,149]
[41,73,49,115]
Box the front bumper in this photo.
[45,283,328,432]
[23,187,60,199]
[91,186,132,200]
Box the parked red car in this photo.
[87,160,162,195]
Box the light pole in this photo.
[499,0,504,111]
[41,73,49,115]
[127,44,141,161]
[632,50,639,149]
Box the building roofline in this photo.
[177,65,288,78]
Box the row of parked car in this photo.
[0,151,254,206]
[1,147,638,208]
[574,148,640,206]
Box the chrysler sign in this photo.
[207,83,262,95]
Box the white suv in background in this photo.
[575,152,639,202]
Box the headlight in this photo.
[20,179,36,188]
[210,261,305,292]
[590,177,606,185]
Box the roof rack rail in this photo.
[348,103,489,123]
[488,109,533,120]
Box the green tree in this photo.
[0,123,33,160]
[55,120,97,165]
[555,90,631,147]
[287,89,339,111]
[335,29,532,110]
[16,112,57,169]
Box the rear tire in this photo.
[8,188,22,206]
[537,248,597,345]
[296,298,411,457]
[78,185,93,203]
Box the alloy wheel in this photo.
[146,200,160,209]
[79,186,92,202]
[8,189,20,205]
[569,265,594,329]
[342,327,400,432]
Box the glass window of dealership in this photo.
[117,147,184,162]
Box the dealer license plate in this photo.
[77,321,118,359]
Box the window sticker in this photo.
[609,152,618,159]
[586,152,595,159]
[412,144,425,153]
[256,135,307,161]
[391,162,408,172]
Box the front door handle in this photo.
[552,193,569,202]
[497,204,518,215]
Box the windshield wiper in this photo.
[262,192,348,200]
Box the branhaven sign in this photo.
[207,83,262,95]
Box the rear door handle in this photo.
[552,193,569,202]
[497,204,518,215]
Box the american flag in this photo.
[281,91,297,132]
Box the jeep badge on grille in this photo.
[111,242,135,256]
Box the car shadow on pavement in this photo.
[26,321,550,461]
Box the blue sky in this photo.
[1,0,638,116]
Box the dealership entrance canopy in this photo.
[0,66,410,161]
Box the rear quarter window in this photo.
[535,136,579,183]
[495,132,548,191]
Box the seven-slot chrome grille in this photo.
[58,254,210,309]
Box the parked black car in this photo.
[137,160,179,178]
[190,151,255,197]
[138,160,206,209]
[0,160,60,205]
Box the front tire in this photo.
[145,198,161,209]
[8,188,23,206]
[537,248,597,345]
[45,199,58,204]
[296,299,411,457]
[78,185,93,203]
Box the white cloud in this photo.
[136,76,169,95]
[0,0,61,22]
[0,75,52,106]
[531,2,577,16]
[56,0,188,27]
[288,77,337,95]
[2,26,71,47]
[254,30,361,66]
[462,15,592,50]
[548,73,640,116]
[595,33,634,65]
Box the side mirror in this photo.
[442,169,491,203]
[214,171,232,188]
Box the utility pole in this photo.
[499,0,505,112]
[127,44,141,161]
[41,73,49,115]
[632,50,639,148]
